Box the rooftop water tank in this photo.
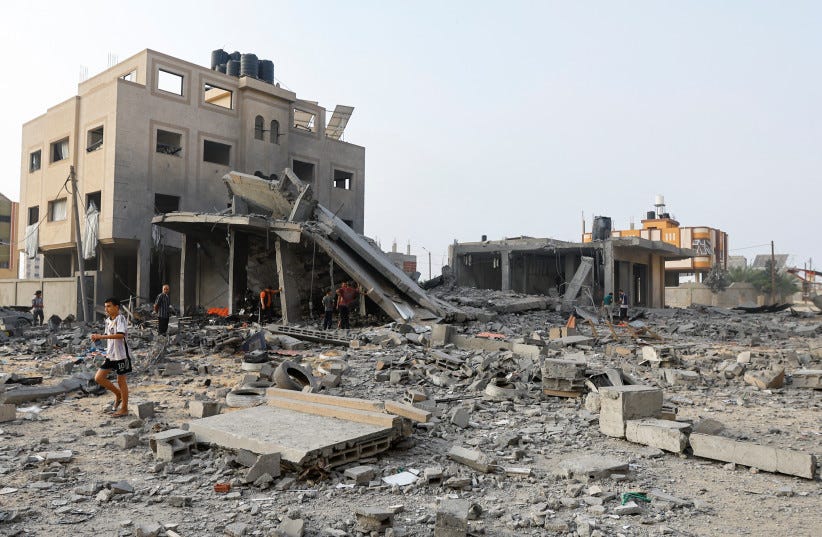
[226,60,240,77]
[592,216,612,241]
[258,59,275,84]
[211,49,229,70]
[229,51,241,62]
[240,53,259,78]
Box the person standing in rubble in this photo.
[31,290,44,326]
[618,289,629,321]
[322,289,336,330]
[336,281,363,330]
[153,284,171,336]
[259,285,281,323]
[602,291,614,322]
[92,297,131,417]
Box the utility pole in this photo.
[70,166,90,322]
[770,240,776,305]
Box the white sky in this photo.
[1,1,819,276]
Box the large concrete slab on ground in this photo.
[188,405,395,468]
[689,433,816,479]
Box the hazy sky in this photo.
[1,1,818,277]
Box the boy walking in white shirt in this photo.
[92,297,132,417]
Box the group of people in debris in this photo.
[255,281,369,329]
[602,288,630,322]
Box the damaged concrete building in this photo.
[449,236,693,309]
[16,48,364,311]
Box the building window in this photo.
[293,108,316,132]
[48,199,67,222]
[50,138,69,163]
[121,70,136,82]
[29,150,41,172]
[154,194,180,214]
[203,83,233,109]
[87,126,104,152]
[333,169,353,190]
[86,191,101,211]
[292,159,315,183]
[156,130,182,156]
[158,69,184,95]
[28,206,39,225]
[203,140,231,165]
[270,120,279,144]
[254,115,265,140]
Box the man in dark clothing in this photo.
[336,282,360,330]
[153,284,171,335]
[31,290,44,326]
[321,289,335,330]
[618,289,629,321]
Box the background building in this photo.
[583,195,728,286]
[0,194,18,279]
[17,49,365,309]
[384,241,418,278]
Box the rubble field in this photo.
[0,288,820,537]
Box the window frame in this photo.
[202,139,231,166]
[29,150,42,172]
[50,138,70,163]
[157,68,184,96]
[48,198,68,222]
[87,126,104,152]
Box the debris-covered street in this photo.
[1,286,819,537]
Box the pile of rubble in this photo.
[0,293,820,536]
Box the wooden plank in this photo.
[265,387,384,412]
[267,396,398,428]
[542,388,584,398]
[384,400,432,423]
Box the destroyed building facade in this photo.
[16,48,364,309]
[449,236,692,308]
[0,193,18,279]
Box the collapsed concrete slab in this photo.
[625,419,691,453]
[689,433,816,479]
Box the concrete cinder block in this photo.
[134,402,155,419]
[659,368,700,386]
[117,433,139,449]
[431,324,455,346]
[599,385,663,438]
[450,407,471,428]
[0,403,16,422]
[149,429,195,461]
[689,433,816,479]
[625,419,691,453]
[744,367,785,389]
[344,465,376,485]
[189,400,220,418]
[791,369,822,389]
[447,445,494,473]
[435,498,470,537]
[355,507,394,532]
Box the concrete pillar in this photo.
[603,241,615,295]
[275,238,302,324]
[136,243,151,306]
[98,247,115,308]
[227,229,248,314]
[180,235,198,316]
[500,251,511,291]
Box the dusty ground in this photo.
[0,295,820,537]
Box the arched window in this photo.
[254,115,264,140]
[269,120,280,144]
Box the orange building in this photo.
[583,196,728,285]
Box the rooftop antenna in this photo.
[107,53,118,68]
[79,66,88,82]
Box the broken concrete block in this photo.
[321,373,341,388]
[133,402,155,419]
[189,400,219,418]
[743,367,785,389]
[548,327,562,340]
[625,419,691,453]
[737,351,751,364]
[790,369,822,389]
[276,517,305,537]
[162,362,184,376]
[0,403,16,422]
[689,433,816,479]
[133,521,163,537]
[613,501,643,515]
[435,498,470,537]
[149,429,195,462]
[244,452,281,482]
[659,368,700,386]
[450,407,470,428]
[355,507,394,532]
[584,393,601,413]
[447,445,494,473]
[557,455,629,480]
[599,385,663,438]
[117,433,139,449]
[423,465,443,484]
[344,465,376,485]
[431,324,455,346]
[721,361,745,379]
[692,418,725,435]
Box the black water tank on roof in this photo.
[240,53,259,78]
[217,63,227,74]
[211,49,229,69]
[646,210,656,219]
[226,60,240,77]
[592,216,612,240]
[258,60,275,84]
[229,51,241,62]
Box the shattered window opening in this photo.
[48,198,67,222]
[28,206,39,225]
[50,138,69,163]
[203,140,231,166]
[204,83,233,109]
[254,115,265,140]
[158,69,184,95]
[292,159,315,183]
[87,126,104,152]
[293,108,316,132]
[333,169,353,190]
[156,130,183,156]
[121,70,136,82]
[270,120,280,144]
[154,193,180,215]
[86,191,101,212]
[29,150,41,172]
